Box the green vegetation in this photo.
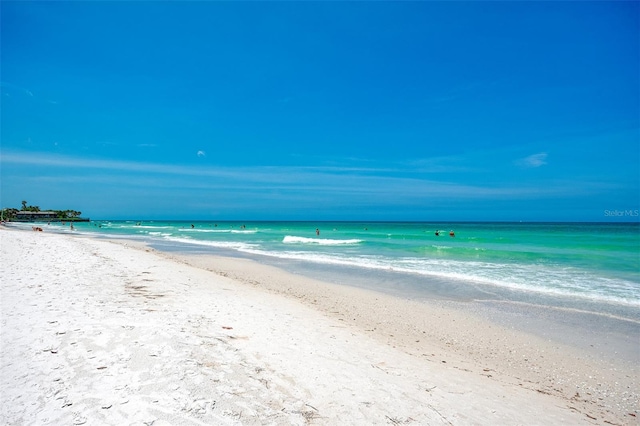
[53,210,83,219]
[1,201,86,222]
[20,200,41,212]
[1,208,19,220]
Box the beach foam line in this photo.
[182,228,233,233]
[282,235,362,245]
[162,235,257,251]
[177,228,258,234]
[237,248,640,307]
[96,224,174,230]
[148,232,171,237]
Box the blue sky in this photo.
[1,1,638,221]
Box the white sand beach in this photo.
[1,228,638,425]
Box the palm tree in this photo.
[21,200,27,211]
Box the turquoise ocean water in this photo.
[26,220,640,320]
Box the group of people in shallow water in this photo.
[312,227,455,238]
[311,228,453,237]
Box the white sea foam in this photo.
[162,236,257,251]
[283,236,362,245]
[181,228,257,234]
[133,225,174,229]
[182,228,232,233]
[149,231,171,236]
[237,247,640,307]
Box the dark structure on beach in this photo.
[12,211,90,222]
[2,202,90,222]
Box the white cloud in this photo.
[516,152,548,168]
[1,150,585,203]
[197,150,206,157]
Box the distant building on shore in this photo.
[15,211,58,221]
[13,211,90,222]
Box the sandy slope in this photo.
[0,229,633,425]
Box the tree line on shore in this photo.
[1,200,83,221]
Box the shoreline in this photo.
[95,222,640,319]
[121,234,640,421]
[163,252,640,408]
[10,220,640,308]
[138,236,640,367]
[2,227,638,424]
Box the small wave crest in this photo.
[182,228,257,234]
[163,236,257,251]
[182,228,230,233]
[149,232,172,237]
[135,225,173,229]
[282,236,362,245]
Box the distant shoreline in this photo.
[8,218,91,223]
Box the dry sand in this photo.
[1,228,638,425]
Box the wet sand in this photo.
[168,252,640,425]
